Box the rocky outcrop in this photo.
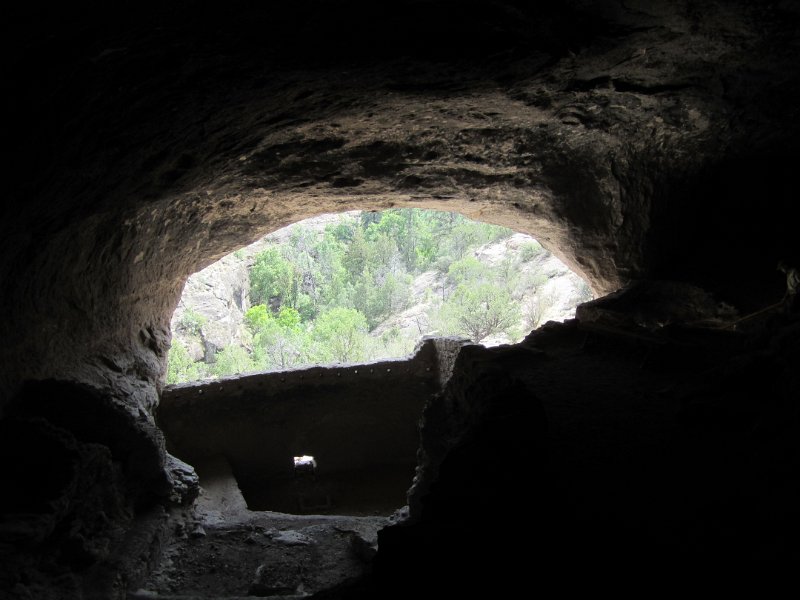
[172,211,356,363]
[0,414,133,598]
[368,288,800,596]
[372,232,591,345]
[171,251,252,362]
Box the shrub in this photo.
[520,241,543,262]
[177,308,206,336]
[166,340,206,384]
[312,307,369,363]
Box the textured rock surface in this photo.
[0,415,134,598]
[171,252,252,362]
[358,298,800,596]
[0,1,798,597]
[3,1,798,409]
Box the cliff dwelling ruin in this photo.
[2,1,799,598]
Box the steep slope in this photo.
[170,217,591,380]
[170,213,354,363]
[371,232,590,346]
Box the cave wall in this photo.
[372,309,800,595]
[3,1,799,411]
[1,1,799,597]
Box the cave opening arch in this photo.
[165,207,594,385]
[156,203,596,517]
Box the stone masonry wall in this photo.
[157,339,443,483]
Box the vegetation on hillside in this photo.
[166,209,591,384]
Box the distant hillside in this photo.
[170,213,351,364]
[371,232,590,347]
[167,211,591,383]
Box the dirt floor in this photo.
[132,511,387,598]
[238,464,416,517]
[130,457,394,598]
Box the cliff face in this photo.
[170,213,354,364]
[171,252,251,362]
[371,232,590,345]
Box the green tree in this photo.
[252,319,307,370]
[244,304,272,332]
[445,220,481,260]
[245,303,307,370]
[447,256,487,286]
[166,340,205,384]
[276,305,302,329]
[448,283,520,343]
[281,226,322,317]
[314,229,350,310]
[176,308,207,336]
[311,307,369,363]
[368,233,403,277]
[343,228,370,278]
[379,272,412,314]
[524,289,558,330]
[250,248,294,306]
[520,241,544,262]
[213,346,254,377]
[572,280,594,304]
[293,293,317,322]
[331,216,358,243]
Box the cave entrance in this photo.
[159,208,592,518]
[166,208,592,385]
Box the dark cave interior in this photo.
[1,1,800,598]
